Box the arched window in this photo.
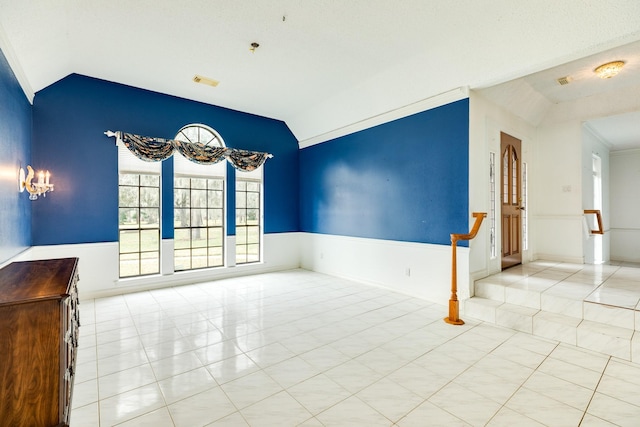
[175,124,225,148]
[173,124,226,271]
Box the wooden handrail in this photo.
[444,212,487,325]
[584,210,603,235]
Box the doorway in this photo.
[501,132,523,270]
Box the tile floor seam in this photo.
[577,356,612,427]
[474,340,560,426]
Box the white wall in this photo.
[581,127,610,264]
[10,231,463,307]
[299,233,464,306]
[610,149,640,262]
[14,233,300,300]
[533,121,585,263]
[468,91,536,282]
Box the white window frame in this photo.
[236,167,263,265]
[173,124,227,271]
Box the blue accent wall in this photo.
[161,157,174,238]
[299,99,469,246]
[32,74,299,245]
[0,48,31,263]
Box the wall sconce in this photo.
[19,165,54,200]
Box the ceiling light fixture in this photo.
[594,61,625,79]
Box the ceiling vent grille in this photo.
[556,76,571,86]
[193,75,219,87]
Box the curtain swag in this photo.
[104,130,272,172]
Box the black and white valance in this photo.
[105,130,272,172]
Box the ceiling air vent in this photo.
[193,75,219,87]
[556,76,572,86]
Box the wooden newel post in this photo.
[444,212,487,325]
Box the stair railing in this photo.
[584,209,604,235]
[444,212,487,325]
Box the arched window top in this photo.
[175,124,225,148]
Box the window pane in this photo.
[191,189,207,208]
[236,181,247,191]
[175,177,191,188]
[246,244,260,263]
[247,182,260,192]
[174,229,191,249]
[208,227,223,247]
[191,228,207,248]
[191,209,207,227]
[140,251,159,275]
[181,126,199,143]
[247,226,260,244]
[246,209,260,225]
[236,193,246,208]
[208,247,223,267]
[236,227,247,245]
[192,178,206,190]
[140,187,159,207]
[119,230,139,253]
[192,248,207,269]
[208,190,223,208]
[208,179,223,190]
[208,209,223,226]
[247,192,259,208]
[119,174,139,186]
[119,186,139,207]
[119,208,139,228]
[236,210,246,226]
[174,249,191,271]
[175,189,190,207]
[140,175,159,187]
[174,209,190,227]
[140,208,159,228]
[120,253,140,277]
[502,149,508,204]
[140,229,159,252]
[511,150,518,206]
[199,128,215,143]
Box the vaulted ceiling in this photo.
[1,1,640,147]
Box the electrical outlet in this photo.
[405,268,411,277]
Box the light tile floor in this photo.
[71,269,640,426]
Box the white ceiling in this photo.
[479,39,640,150]
[1,1,640,147]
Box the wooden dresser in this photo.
[0,258,79,427]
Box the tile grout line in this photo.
[577,355,612,426]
